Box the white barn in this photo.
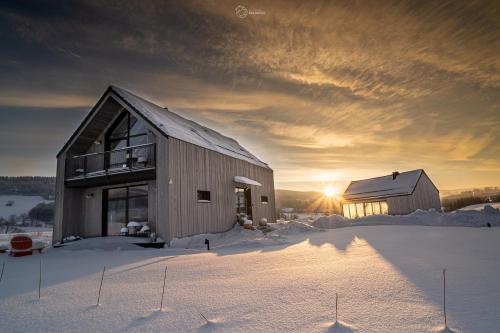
[342,169,441,218]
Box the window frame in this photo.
[261,195,269,204]
[105,184,149,236]
[197,190,211,203]
[106,111,149,151]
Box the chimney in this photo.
[392,171,400,180]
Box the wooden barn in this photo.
[341,169,441,218]
[53,86,275,245]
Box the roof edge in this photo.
[56,86,114,157]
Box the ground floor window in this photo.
[105,184,148,236]
[342,200,389,219]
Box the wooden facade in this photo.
[53,87,276,245]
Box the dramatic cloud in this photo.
[0,0,499,190]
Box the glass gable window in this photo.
[106,112,149,151]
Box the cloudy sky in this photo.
[0,0,499,191]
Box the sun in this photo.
[323,186,339,198]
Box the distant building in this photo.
[341,169,441,218]
[54,86,275,245]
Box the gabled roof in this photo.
[343,169,427,200]
[58,86,270,169]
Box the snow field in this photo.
[1,225,499,332]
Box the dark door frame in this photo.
[236,186,253,218]
[101,184,149,236]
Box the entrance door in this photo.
[102,184,148,236]
[235,187,252,218]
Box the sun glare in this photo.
[323,186,338,198]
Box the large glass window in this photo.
[106,112,149,169]
[343,204,351,218]
[349,203,356,219]
[356,203,365,218]
[106,184,148,236]
[364,202,373,216]
[107,112,148,147]
[344,201,389,219]
[380,201,389,214]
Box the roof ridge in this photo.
[349,169,422,184]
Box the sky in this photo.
[0,0,499,192]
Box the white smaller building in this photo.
[342,169,441,218]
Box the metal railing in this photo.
[65,143,156,180]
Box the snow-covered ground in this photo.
[1,213,500,332]
[458,202,500,211]
[0,195,50,219]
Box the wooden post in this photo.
[335,292,338,323]
[160,265,167,311]
[0,261,5,284]
[97,266,106,306]
[38,258,42,299]
[443,269,447,327]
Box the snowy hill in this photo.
[457,202,500,211]
[1,220,500,332]
[0,195,50,219]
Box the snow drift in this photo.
[312,206,500,229]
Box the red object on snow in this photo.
[10,235,39,257]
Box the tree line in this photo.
[0,176,55,199]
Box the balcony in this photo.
[65,143,156,187]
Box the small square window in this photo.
[197,190,211,202]
[261,195,269,204]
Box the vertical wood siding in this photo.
[157,136,276,242]
[387,173,441,214]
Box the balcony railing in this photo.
[65,143,156,180]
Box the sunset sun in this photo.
[323,186,339,198]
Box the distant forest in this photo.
[0,176,56,199]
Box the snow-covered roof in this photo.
[234,176,262,186]
[343,169,424,200]
[110,86,269,169]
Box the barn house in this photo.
[53,86,275,245]
[341,169,440,218]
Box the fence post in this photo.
[335,292,338,323]
[0,262,5,284]
[160,265,168,311]
[97,266,106,306]
[443,269,447,327]
[38,258,42,299]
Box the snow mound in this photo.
[434,325,461,333]
[170,224,265,249]
[57,236,151,251]
[484,204,499,214]
[312,215,349,228]
[312,209,500,229]
[458,202,500,211]
[327,321,356,332]
[268,221,323,236]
